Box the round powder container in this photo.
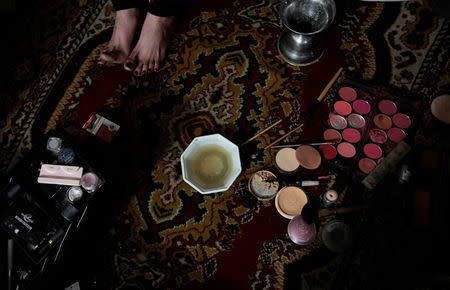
[287,214,317,245]
[58,148,76,165]
[329,114,347,130]
[275,186,309,219]
[388,127,406,143]
[248,170,279,200]
[333,101,352,116]
[373,114,392,130]
[431,94,450,124]
[352,99,371,115]
[363,143,382,159]
[81,172,100,193]
[46,137,62,155]
[323,129,342,143]
[337,142,356,158]
[347,113,366,129]
[369,129,388,144]
[320,189,338,207]
[342,128,361,143]
[67,186,83,203]
[275,148,300,174]
[358,158,377,174]
[392,113,411,128]
[319,144,337,160]
[338,87,357,102]
[321,220,353,253]
[378,100,397,115]
[295,145,321,170]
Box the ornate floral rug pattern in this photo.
[0,0,448,289]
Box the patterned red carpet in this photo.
[0,0,448,289]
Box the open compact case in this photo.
[319,73,420,181]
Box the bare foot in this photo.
[98,8,140,65]
[124,13,176,76]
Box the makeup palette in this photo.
[319,75,416,179]
[274,145,322,174]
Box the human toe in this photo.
[124,58,137,71]
[141,62,149,75]
[133,64,144,76]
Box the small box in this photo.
[82,113,120,142]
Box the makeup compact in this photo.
[287,214,316,245]
[295,145,321,170]
[275,186,309,219]
[319,76,416,180]
[275,148,300,174]
[248,170,279,200]
[321,220,353,253]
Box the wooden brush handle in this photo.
[241,119,282,146]
[317,67,343,102]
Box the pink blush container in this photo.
[358,158,377,174]
[337,142,356,158]
[329,114,347,130]
[388,128,406,143]
[342,128,361,143]
[363,143,382,159]
[352,100,371,115]
[338,87,357,102]
[378,100,397,115]
[369,129,388,144]
[334,101,352,116]
[323,129,342,143]
[392,113,411,128]
[347,113,365,129]
[373,114,392,130]
[319,144,337,160]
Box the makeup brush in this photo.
[265,67,343,149]
[299,67,344,125]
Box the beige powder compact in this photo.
[275,148,300,174]
[275,186,309,219]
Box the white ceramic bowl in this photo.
[181,134,241,194]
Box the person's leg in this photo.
[98,0,146,65]
[124,0,193,76]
